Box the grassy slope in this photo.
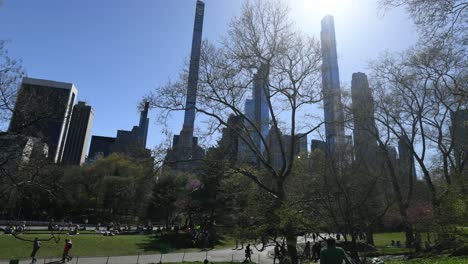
[372,232,413,255]
[385,256,468,263]
[0,233,236,260]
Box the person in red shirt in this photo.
[62,239,73,262]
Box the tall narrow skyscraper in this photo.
[321,15,345,151]
[238,65,270,165]
[9,77,77,163]
[138,101,150,148]
[178,0,205,149]
[62,101,94,165]
[351,72,378,164]
[253,64,270,152]
[165,0,206,171]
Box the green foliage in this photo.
[60,153,155,222]
[147,169,188,225]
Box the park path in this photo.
[0,246,275,264]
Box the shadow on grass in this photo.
[137,232,231,254]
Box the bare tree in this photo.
[0,40,24,130]
[379,0,467,41]
[370,41,467,207]
[146,1,324,262]
[379,0,468,100]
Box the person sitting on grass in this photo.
[320,238,351,264]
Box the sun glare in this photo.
[302,0,349,18]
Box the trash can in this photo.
[9,260,19,264]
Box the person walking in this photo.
[30,238,41,263]
[273,242,282,264]
[312,242,321,262]
[243,244,252,263]
[303,241,311,261]
[320,238,350,264]
[62,239,73,262]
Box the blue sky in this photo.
[0,0,417,151]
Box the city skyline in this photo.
[0,0,418,152]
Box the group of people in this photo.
[4,221,26,234]
[301,241,323,262]
[390,240,402,247]
[30,238,73,263]
[271,238,350,264]
[187,224,214,248]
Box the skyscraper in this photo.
[238,65,270,165]
[351,72,378,164]
[9,77,77,163]
[253,64,270,152]
[62,101,94,165]
[88,136,115,161]
[138,101,150,148]
[178,0,205,149]
[321,15,345,151]
[220,114,243,161]
[87,103,150,161]
[165,0,206,171]
[397,135,417,183]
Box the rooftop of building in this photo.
[22,77,77,92]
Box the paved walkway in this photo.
[0,246,275,264]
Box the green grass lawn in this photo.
[372,232,413,255]
[0,232,236,260]
[385,255,468,263]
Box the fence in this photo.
[3,250,271,264]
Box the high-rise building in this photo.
[238,65,270,165]
[62,101,94,165]
[138,101,150,148]
[351,72,378,165]
[88,136,115,161]
[397,135,417,183]
[311,139,328,154]
[219,114,243,161]
[253,64,270,152]
[267,130,308,170]
[177,0,205,149]
[321,15,345,152]
[87,103,150,161]
[8,77,77,163]
[0,133,49,176]
[166,0,206,171]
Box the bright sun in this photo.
[302,0,347,17]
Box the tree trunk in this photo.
[165,208,170,229]
[365,227,374,246]
[286,234,299,264]
[349,233,360,261]
[403,222,414,248]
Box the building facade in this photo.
[8,77,77,163]
[62,101,94,165]
[166,0,206,171]
[321,15,346,152]
[87,102,150,161]
[351,72,378,166]
[88,136,116,161]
